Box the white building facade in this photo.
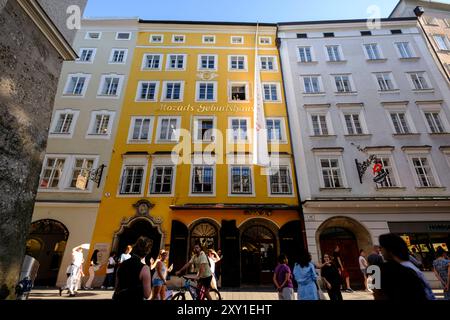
[278,17,450,288]
[29,19,138,287]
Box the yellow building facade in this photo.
[88,21,304,286]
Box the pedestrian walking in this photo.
[215,249,223,289]
[113,237,152,301]
[151,249,172,300]
[293,251,319,300]
[84,249,100,289]
[333,245,353,292]
[208,249,221,291]
[273,254,294,300]
[119,245,132,264]
[320,253,343,301]
[373,233,428,300]
[367,245,384,267]
[433,246,450,300]
[59,244,86,297]
[358,249,371,292]
[101,251,116,289]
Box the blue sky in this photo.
[84,0,403,22]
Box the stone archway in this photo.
[188,218,221,253]
[112,200,165,262]
[239,218,279,285]
[27,219,69,286]
[316,216,372,289]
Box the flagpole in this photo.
[253,22,270,167]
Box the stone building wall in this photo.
[0,0,84,299]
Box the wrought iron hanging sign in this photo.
[76,164,106,190]
[351,143,389,185]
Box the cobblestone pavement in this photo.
[28,287,445,301]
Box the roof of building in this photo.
[138,19,276,27]
[278,17,417,26]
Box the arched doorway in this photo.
[317,217,372,289]
[27,219,69,286]
[240,219,278,285]
[189,219,220,253]
[114,218,162,264]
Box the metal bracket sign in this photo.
[352,143,389,185]
[76,164,106,190]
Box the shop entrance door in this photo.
[241,225,276,285]
[319,227,362,289]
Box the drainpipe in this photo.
[276,26,308,251]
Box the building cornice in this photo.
[17,0,77,60]
[34,200,100,208]
[303,198,450,209]
[401,145,432,152]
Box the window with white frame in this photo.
[266,118,284,142]
[260,56,276,71]
[64,74,89,96]
[198,55,216,70]
[310,114,329,135]
[88,112,113,136]
[39,157,66,189]
[194,117,215,142]
[334,75,353,93]
[229,55,246,70]
[98,75,122,96]
[202,35,215,43]
[231,36,243,44]
[259,37,271,45]
[409,156,437,187]
[110,49,128,63]
[424,111,446,133]
[269,166,293,195]
[116,32,131,40]
[137,81,159,101]
[298,46,313,62]
[433,35,449,51]
[172,35,185,43]
[262,83,280,101]
[150,34,163,43]
[157,117,180,141]
[143,54,162,70]
[375,73,395,91]
[230,166,252,194]
[396,42,414,58]
[230,118,248,141]
[166,54,186,70]
[192,165,214,194]
[343,112,363,135]
[69,158,95,188]
[326,45,342,61]
[364,43,382,59]
[230,83,247,101]
[389,112,411,134]
[149,166,174,194]
[196,82,216,102]
[86,32,101,40]
[129,117,153,142]
[409,72,430,90]
[163,82,183,101]
[373,155,398,187]
[78,48,96,63]
[119,166,145,194]
[319,158,344,188]
[50,110,78,135]
[302,76,321,94]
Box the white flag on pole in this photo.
[253,23,270,167]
